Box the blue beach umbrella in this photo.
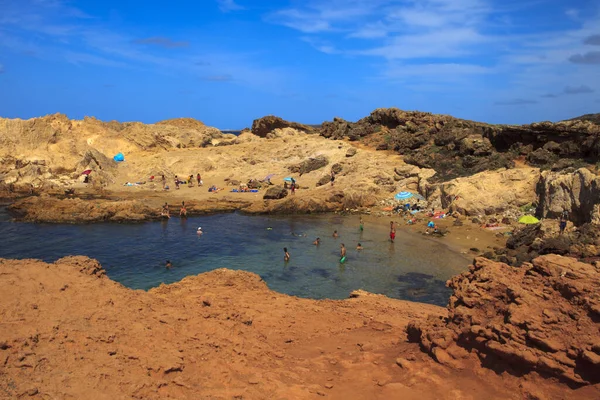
[395,191,414,201]
[283,177,294,182]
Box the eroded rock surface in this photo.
[408,255,600,385]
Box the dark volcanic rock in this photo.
[251,116,314,138]
[263,186,288,200]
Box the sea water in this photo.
[0,209,470,306]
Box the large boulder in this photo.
[408,255,600,385]
[250,116,314,138]
[288,155,329,175]
[263,186,288,200]
[439,168,540,216]
[536,168,600,225]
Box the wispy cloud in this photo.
[133,37,189,48]
[202,74,233,82]
[217,0,244,13]
[495,99,538,106]
[563,85,594,95]
[569,51,600,64]
[583,34,600,46]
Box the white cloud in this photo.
[216,0,244,13]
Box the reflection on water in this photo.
[0,209,469,306]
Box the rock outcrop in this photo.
[408,255,600,385]
[288,155,329,175]
[8,196,159,223]
[536,168,600,224]
[317,108,600,180]
[437,168,539,216]
[263,186,288,200]
[250,116,315,138]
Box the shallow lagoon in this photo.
[0,209,470,306]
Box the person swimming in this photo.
[283,247,290,262]
[356,243,363,250]
[333,230,339,238]
[197,227,203,235]
[165,260,172,269]
[313,237,320,245]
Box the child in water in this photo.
[165,260,172,269]
[283,247,290,261]
[356,243,363,250]
[333,230,339,238]
[313,237,320,245]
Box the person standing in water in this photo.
[390,221,396,243]
[340,243,346,260]
[356,243,363,250]
[359,216,364,232]
[283,247,290,262]
[313,237,320,245]
[333,230,339,238]
[179,201,187,218]
[165,260,172,269]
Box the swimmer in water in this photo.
[356,243,363,250]
[197,227,203,235]
[283,247,290,262]
[313,237,320,245]
[165,260,172,269]
[333,230,339,238]
[340,243,346,258]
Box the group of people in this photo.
[282,217,367,263]
[161,173,203,190]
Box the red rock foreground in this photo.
[409,255,600,387]
[1,256,599,399]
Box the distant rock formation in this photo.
[567,113,600,125]
[408,255,600,385]
[250,116,315,138]
[536,168,600,224]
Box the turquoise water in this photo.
[0,208,469,306]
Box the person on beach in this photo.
[197,173,202,186]
[313,237,320,245]
[161,203,170,218]
[188,175,194,187]
[161,174,166,190]
[356,243,363,250]
[390,224,396,243]
[165,260,172,269]
[333,230,339,238]
[175,176,180,190]
[330,169,335,186]
[340,243,346,259]
[283,247,290,262]
[180,201,187,218]
[359,217,364,232]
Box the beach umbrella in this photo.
[518,215,540,224]
[283,177,294,182]
[81,169,92,175]
[264,173,275,181]
[394,191,414,201]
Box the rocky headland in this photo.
[1,109,600,398]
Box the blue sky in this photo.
[0,0,599,128]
